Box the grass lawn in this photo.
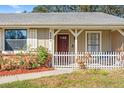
[0,69,124,88]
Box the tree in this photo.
[23,10,27,13]
[80,5,92,12]
[32,5,81,12]
[103,6,123,16]
[80,5,124,17]
[32,5,48,13]
[32,5,124,18]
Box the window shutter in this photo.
[27,29,37,50]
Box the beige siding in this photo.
[37,28,49,49]
[55,30,111,52]
[78,31,85,52]
[0,29,3,51]
[27,28,37,50]
[77,30,111,52]
[102,30,111,51]
[111,31,124,51]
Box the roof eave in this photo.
[0,24,124,29]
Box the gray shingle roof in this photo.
[0,12,124,26]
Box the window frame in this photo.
[85,31,102,52]
[4,29,27,51]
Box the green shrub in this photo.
[37,46,48,65]
[0,47,51,71]
[31,63,39,68]
[19,60,24,65]
[0,54,39,71]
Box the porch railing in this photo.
[53,52,124,69]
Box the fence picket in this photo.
[53,52,124,69]
[113,52,115,69]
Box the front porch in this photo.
[50,28,124,53]
[49,28,124,69]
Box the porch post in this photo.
[75,29,78,55]
[51,28,55,67]
[49,28,52,53]
[52,30,55,55]
[75,29,78,67]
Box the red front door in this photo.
[57,35,69,52]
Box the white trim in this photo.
[48,28,52,53]
[51,29,54,54]
[27,28,30,51]
[110,30,112,51]
[2,50,28,54]
[54,29,62,36]
[3,28,5,51]
[68,29,75,36]
[1,25,124,29]
[112,29,124,36]
[0,28,3,51]
[116,29,124,36]
[2,28,28,54]
[56,33,70,52]
[75,29,78,54]
[2,28,4,51]
[85,31,102,52]
[77,29,84,36]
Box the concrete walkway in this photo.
[0,69,74,84]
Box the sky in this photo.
[0,5,36,13]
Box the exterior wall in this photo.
[78,31,85,52]
[0,28,49,52]
[37,28,49,50]
[0,28,3,51]
[111,31,124,51]
[77,30,111,52]
[102,30,111,51]
[0,28,115,53]
[55,30,111,52]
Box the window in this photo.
[86,32,101,52]
[5,29,27,51]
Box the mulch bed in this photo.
[0,67,54,76]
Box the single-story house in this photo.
[0,12,124,69]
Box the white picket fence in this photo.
[53,52,124,69]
